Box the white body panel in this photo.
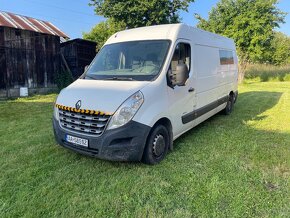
[58,79,149,113]
[56,24,238,141]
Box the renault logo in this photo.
[75,100,81,110]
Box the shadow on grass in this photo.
[101,91,286,168]
[173,91,283,147]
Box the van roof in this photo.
[105,23,235,49]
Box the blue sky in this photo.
[1,0,289,39]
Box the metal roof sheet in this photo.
[0,11,69,39]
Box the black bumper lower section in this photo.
[53,118,151,162]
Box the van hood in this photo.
[56,79,150,113]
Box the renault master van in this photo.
[53,24,238,165]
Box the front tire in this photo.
[142,125,169,165]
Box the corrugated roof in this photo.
[61,38,97,46]
[0,11,69,39]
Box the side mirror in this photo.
[169,63,189,86]
[84,65,89,72]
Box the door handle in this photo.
[188,87,195,92]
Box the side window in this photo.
[171,43,191,73]
[219,50,234,65]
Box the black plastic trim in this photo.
[182,95,229,124]
[234,91,238,103]
[53,118,151,161]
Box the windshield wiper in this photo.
[85,75,96,80]
[104,77,136,81]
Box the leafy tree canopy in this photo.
[271,31,290,65]
[89,0,195,28]
[196,0,286,64]
[83,19,126,50]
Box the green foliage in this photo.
[89,0,195,28]
[54,70,74,91]
[83,19,126,50]
[284,74,290,81]
[245,63,290,82]
[260,73,270,82]
[85,0,195,51]
[271,31,290,65]
[197,0,286,64]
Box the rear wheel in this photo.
[142,125,169,165]
[223,94,234,115]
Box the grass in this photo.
[245,64,290,82]
[0,82,290,217]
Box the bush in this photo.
[245,64,290,82]
[55,70,74,91]
[284,74,290,81]
[278,74,285,82]
[260,73,270,82]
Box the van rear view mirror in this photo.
[169,63,189,86]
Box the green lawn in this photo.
[0,82,289,217]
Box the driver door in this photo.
[167,40,196,137]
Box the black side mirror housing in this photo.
[169,63,189,86]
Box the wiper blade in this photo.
[104,77,136,81]
[85,75,96,80]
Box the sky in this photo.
[1,0,289,39]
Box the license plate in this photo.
[66,135,88,147]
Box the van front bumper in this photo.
[53,118,151,162]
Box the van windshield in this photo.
[85,40,170,81]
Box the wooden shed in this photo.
[0,11,69,98]
[61,39,97,79]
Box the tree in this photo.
[271,32,290,65]
[83,19,126,50]
[196,0,286,80]
[89,0,195,28]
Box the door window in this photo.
[170,43,191,74]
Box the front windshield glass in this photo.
[85,40,170,81]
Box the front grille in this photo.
[58,109,111,136]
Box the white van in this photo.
[53,24,238,164]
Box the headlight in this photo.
[107,91,144,130]
[53,106,59,121]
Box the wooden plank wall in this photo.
[0,27,60,89]
[61,40,96,79]
[76,41,97,76]
[0,27,7,89]
[61,42,77,77]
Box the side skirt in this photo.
[182,95,229,124]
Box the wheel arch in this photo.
[151,117,173,151]
[229,90,238,103]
